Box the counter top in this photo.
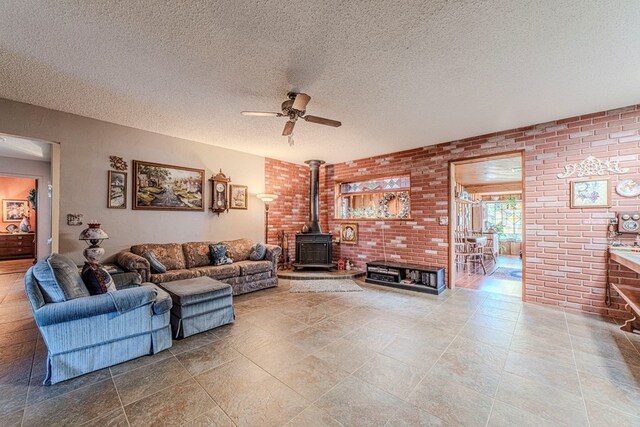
[609,250,640,275]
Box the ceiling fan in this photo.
[241,92,342,144]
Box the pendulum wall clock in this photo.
[210,169,231,215]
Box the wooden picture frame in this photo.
[132,160,205,211]
[108,171,127,209]
[570,178,611,208]
[341,223,358,244]
[2,200,28,222]
[229,184,248,210]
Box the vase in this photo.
[19,216,31,233]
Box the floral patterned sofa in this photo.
[116,239,281,295]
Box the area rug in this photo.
[289,279,363,293]
[490,267,522,282]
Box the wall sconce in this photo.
[256,193,278,244]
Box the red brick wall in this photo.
[267,104,640,318]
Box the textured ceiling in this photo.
[0,1,639,165]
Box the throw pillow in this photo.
[209,244,233,266]
[36,253,90,303]
[81,263,117,295]
[143,251,167,274]
[249,243,267,261]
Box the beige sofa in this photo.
[116,239,281,295]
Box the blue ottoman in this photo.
[158,277,235,339]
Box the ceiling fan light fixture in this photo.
[241,91,341,144]
[288,134,294,146]
[292,93,311,111]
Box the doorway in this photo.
[449,152,525,299]
[0,133,59,272]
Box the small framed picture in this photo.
[229,185,248,210]
[108,171,127,209]
[341,223,358,244]
[2,200,28,222]
[570,178,611,208]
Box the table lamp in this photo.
[79,222,109,264]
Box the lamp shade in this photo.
[256,193,278,203]
[79,222,109,243]
[79,222,108,264]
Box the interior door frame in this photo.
[0,133,60,258]
[448,150,526,301]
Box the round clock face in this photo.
[216,183,225,192]
[622,221,639,232]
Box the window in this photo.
[335,175,410,219]
[484,197,522,240]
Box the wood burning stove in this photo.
[294,159,335,270]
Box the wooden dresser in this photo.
[0,233,35,260]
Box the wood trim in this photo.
[465,181,522,195]
[333,171,412,186]
[448,150,526,300]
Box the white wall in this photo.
[0,157,52,259]
[0,98,266,264]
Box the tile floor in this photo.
[1,271,640,426]
[456,256,522,298]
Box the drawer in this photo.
[0,240,31,248]
[0,247,34,257]
[0,235,34,242]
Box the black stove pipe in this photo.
[304,159,325,234]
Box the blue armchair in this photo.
[25,259,173,385]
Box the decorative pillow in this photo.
[249,243,267,261]
[209,244,233,266]
[111,272,142,290]
[81,263,117,295]
[143,251,167,274]
[33,253,90,303]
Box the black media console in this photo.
[365,260,445,295]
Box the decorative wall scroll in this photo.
[109,156,128,171]
[557,155,629,179]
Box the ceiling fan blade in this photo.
[292,93,311,111]
[282,120,296,136]
[241,111,281,117]
[303,115,342,127]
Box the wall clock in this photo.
[209,169,230,215]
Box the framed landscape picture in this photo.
[108,171,127,209]
[2,200,28,222]
[229,185,248,210]
[570,178,611,208]
[132,160,205,211]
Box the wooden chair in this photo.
[482,234,497,264]
[465,239,487,274]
